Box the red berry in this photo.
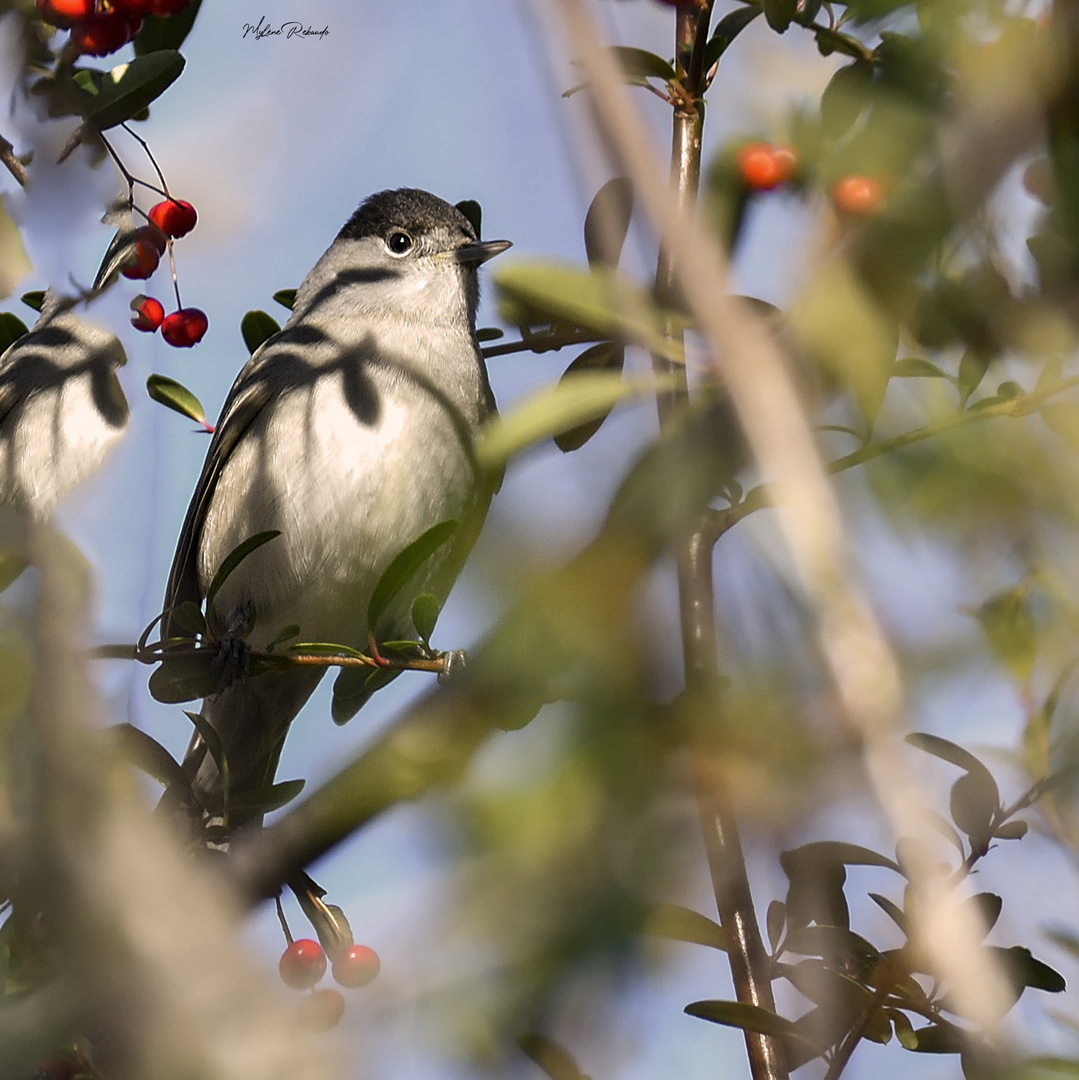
[736,142,797,191]
[278,938,326,990]
[36,0,93,26]
[69,12,136,56]
[161,307,208,348]
[297,988,346,1032]
[831,174,883,216]
[148,199,198,239]
[121,237,160,280]
[130,295,164,332]
[149,0,192,14]
[331,944,380,989]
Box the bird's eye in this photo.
[386,231,413,256]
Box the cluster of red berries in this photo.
[278,938,380,1032]
[37,0,193,57]
[125,197,207,347]
[734,140,884,217]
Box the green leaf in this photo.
[584,177,633,270]
[479,371,672,469]
[957,893,1003,940]
[894,356,952,380]
[288,641,367,659]
[0,312,29,356]
[109,723,187,790]
[0,553,27,593]
[950,770,1000,850]
[781,840,900,872]
[411,594,440,645]
[185,709,229,814]
[820,60,874,140]
[552,343,626,452]
[889,1009,918,1050]
[170,600,207,638]
[763,0,798,32]
[813,26,871,59]
[76,51,185,131]
[958,347,993,404]
[226,778,305,817]
[272,289,297,310]
[606,46,675,81]
[266,624,300,651]
[495,261,687,364]
[367,520,458,632]
[134,0,203,54]
[20,291,45,313]
[995,820,1028,840]
[909,1022,967,1053]
[684,1000,821,1051]
[869,892,908,934]
[516,1034,586,1080]
[454,200,482,238]
[240,309,280,354]
[147,654,219,704]
[704,6,762,69]
[783,925,881,967]
[766,899,786,952]
[146,374,210,429]
[476,327,503,342]
[206,530,282,609]
[642,903,726,950]
[990,946,1066,994]
[905,732,991,775]
[975,585,1037,682]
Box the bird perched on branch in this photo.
[161,188,509,825]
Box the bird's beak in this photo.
[451,239,512,265]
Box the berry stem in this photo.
[121,122,171,197]
[275,895,294,947]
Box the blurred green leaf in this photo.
[869,892,908,934]
[975,586,1037,683]
[147,654,219,704]
[685,1000,821,1050]
[495,261,687,364]
[766,899,786,952]
[605,46,675,81]
[763,0,797,32]
[890,1009,918,1050]
[109,723,186,789]
[642,903,727,950]
[226,778,305,817]
[185,709,229,813]
[517,1033,587,1080]
[411,594,439,645]
[950,770,1000,851]
[479,372,670,469]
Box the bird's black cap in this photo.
[336,189,477,244]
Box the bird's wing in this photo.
[161,355,278,637]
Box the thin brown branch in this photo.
[0,134,26,187]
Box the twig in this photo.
[0,134,26,187]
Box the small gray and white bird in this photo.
[162,189,509,820]
[0,295,129,520]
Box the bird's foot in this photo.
[211,632,251,693]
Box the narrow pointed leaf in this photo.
[584,177,633,270]
[642,903,726,950]
[109,723,186,789]
[367,520,458,631]
[704,6,762,68]
[684,1001,821,1051]
[272,289,296,310]
[0,312,29,355]
[553,343,626,452]
[146,374,210,429]
[206,530,281,609]
[516,1033,586,1080]
[185,709,229,813]
[411,594,440,645]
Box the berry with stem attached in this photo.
[279,939,327,990]
[149,198,198,239]
[161,307,208,348]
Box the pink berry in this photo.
[279,939,327,990]
[297,988,345,1032]
[332,944,380,988]
[148,199,197,238]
